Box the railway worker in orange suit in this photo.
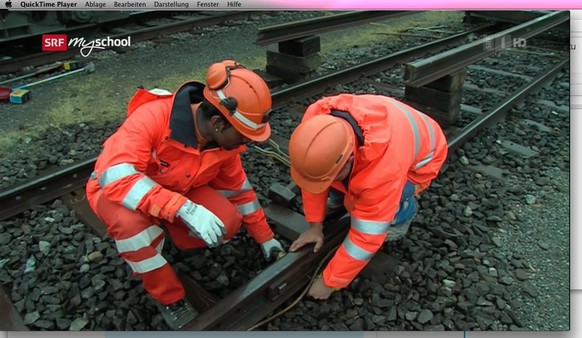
[288,94,448,300]
[85,60,283,329]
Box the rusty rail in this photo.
[256,11,416,46]
[446,58,568,153]
[185,214,349,330]
[271,24,498,107]
[403,10,569,87]
[0,158,95,221]
[464,10,569,31]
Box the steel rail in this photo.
[271,24,497,107]
[464,10,569,31]
[183,215,350,330]
[0,158,95,221]
[256,11,416,46]
[402,10,569,87]
[446,58,568,153]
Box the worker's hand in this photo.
[260,238,284,261]
[308,276,338,300]
[289,223,324,253]
[177,200,226,247]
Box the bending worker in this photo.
[86,60,283,329]
[288,94,448,300]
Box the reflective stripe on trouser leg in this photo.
[91,189,185,304]
[119,237,185,304]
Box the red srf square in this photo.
[42,34,68,52]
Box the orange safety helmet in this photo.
[203,60,272,142]
[289,114,355,194]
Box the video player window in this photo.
[0,7,571,332]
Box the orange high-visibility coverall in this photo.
[300,94,448,289]
[86,82,274,304]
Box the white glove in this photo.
[177,200,226,247]
[260,238,284,261]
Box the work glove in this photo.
[177,200,226,247]
[260,238,284,261]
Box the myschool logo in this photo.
[42,34,132,57]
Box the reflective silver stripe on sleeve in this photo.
[122,176,157,210]
[217,178,253,198]
[418,113,435,154]
[237,199,261,215]
[392,99,439,170]
[415,112,436,169]
[352,217,390,235]
[99,163,140,187]
[115,226,164,253]
[123,254,167,274]
[342,236,374,261]
[415,154,434,170]
[391,100,420,160]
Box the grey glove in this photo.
[177,200,226,247]
[260,238,284,261]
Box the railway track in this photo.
[0,12,569,331]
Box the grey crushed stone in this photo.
[498,166,570,330]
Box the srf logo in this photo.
[42,34,68,52]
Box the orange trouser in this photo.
[89,185,242,304]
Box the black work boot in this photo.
[156,298,197,330]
